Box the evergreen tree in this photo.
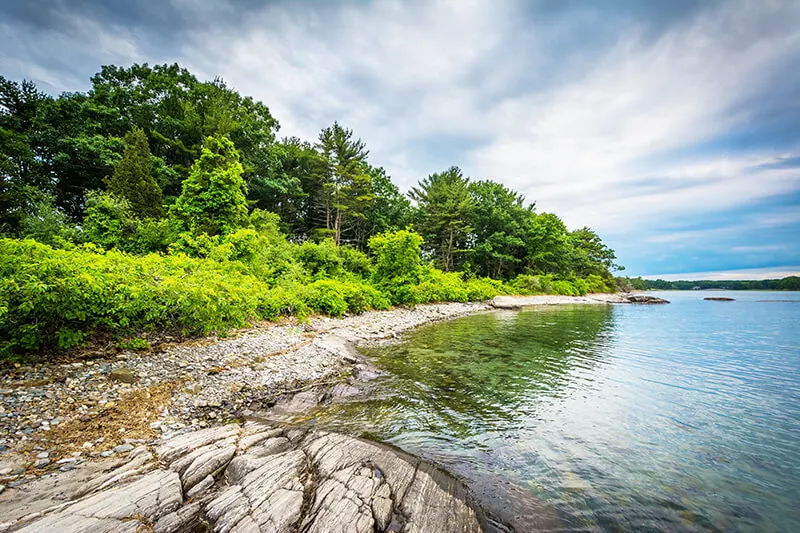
[106,127,164,219]
[410,167,473,271]
[171,136,248,236]
[315,122,370,245]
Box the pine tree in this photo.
[106,127,164,219]
[315,122,370,245]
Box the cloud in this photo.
[1,0,798,277]
[647,266,800,281]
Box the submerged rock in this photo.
[704,297,735,301]
[0,422,484,533]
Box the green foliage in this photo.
[368,229,425,304]
[634,276,800,291]
[106,127,164,219]
[116,337,151,351]
[304,279,390,317]
[0,238,271,357]
[584,274,612,293]
[410,167,473,271]
[19,194,77,248]
[0,63,633,359]
[81,191,137,250]
[171,136,249,236]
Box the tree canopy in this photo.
[1,62,622,284]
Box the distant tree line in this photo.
[618,276,800,291]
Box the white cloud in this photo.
[3,0,798,274]
[167,0,800,240]
[470,1,800,233]
[646,266,800,281]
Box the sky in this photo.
[1,0,799,279]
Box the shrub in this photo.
[368,229,425,304]
[0,238,269,357]
[510,274,542,295]
[550,280,580,296]
[304,279,390,317]
[585,274,611,293]
[81,191,137,250]
[295,239,344,279]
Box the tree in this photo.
[523,212,572,276]
[568,226,621,277]
[171,136,248,236]
[468,180,533,279]
[250,136,326,238]
[361,164,412,239]
[315,122,370,245]
[410,167,473,271]
[106,127,164,219]
[0,76,52,233]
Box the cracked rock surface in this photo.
[0,422,483,533]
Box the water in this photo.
[314,291,800,532]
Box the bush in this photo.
[368,229,425,304]
[584,274,610,294]
[412,269,469,303]
[81,191,137,250]
[550,280,581,296]
[304,279,390,317]
[0,238,269,357]
[510,274,542,295]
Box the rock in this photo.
[2,423,486,533]
[35,452,49,460]
[268,390,322,419]
[15,469,182,533]
[328,383,361,399]
[626,294,670,304]
[112,444,133,454]
[108,368,137,384]
[33,458,50,468]
[206,449,308,533]
[185,474,214,499]
[704,297,735,301]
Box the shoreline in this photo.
[0,294,651,531]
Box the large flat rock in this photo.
[1,422,484,533]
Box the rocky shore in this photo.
[0,295,661,532]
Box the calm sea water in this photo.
[314,291,800,532]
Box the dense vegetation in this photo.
[620,276,800,291]
[0,64,623,358]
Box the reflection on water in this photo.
[314,292,800,533]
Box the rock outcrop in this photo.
[0,422,483,533]
[491,293,670,309]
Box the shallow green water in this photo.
[315,291,800,532]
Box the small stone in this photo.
[100,451,114,458]
[0,484,4,495]
[109,368,137,384]
[113,444,134,454]
[34,458,50,468]
[35,451,49,459]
